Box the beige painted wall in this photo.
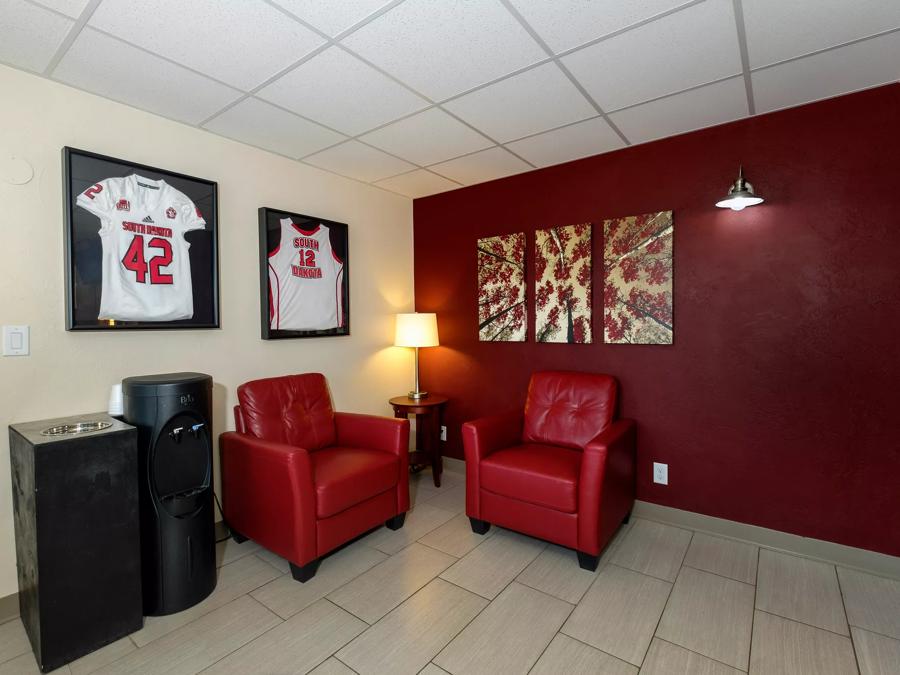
[0,65,415,598]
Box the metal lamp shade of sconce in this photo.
[716,166,764,211]
[395,313,439,399]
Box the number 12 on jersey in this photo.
[122,234,174,284]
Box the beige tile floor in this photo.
[1,466,899,674]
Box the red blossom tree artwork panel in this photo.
[603,211,673,344]
[535,223,592,343]
[477,232,526,341]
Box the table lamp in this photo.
[394,312,439,399]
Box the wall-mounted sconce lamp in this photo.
[716,166,764,211]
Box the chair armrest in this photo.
[334,412,410,513]
[462,409,523,519]
[219,431,316,564]
[334,412,409,456]
[578,419,637,555]
[461,409,523,463]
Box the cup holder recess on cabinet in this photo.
[40,421,112,436]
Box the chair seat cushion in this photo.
[311,446,398,518]
[480,443,581,513]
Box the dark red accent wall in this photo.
[413,84,900,557]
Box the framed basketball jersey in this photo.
[258,207,350,339]
[63,147,219,330]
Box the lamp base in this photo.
[408,390,429,400]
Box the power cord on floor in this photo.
[213,491,232,543]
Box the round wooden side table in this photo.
[389,395,448,487]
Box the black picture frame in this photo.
[63,147,219,330]
[258,207,350,340]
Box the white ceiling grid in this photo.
[1,0,898,199]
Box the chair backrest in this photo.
[236,373,336,450]
[522,371,617,450]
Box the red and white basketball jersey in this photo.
[76,174,205,321]
[268,218,344,331]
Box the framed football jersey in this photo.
[258,207,350,340]
[63,147,219,330]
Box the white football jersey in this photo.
[268,218,344,331]
[76,174,206,321]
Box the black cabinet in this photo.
[8,413,142,673]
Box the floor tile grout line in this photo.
[835,565,864,674]
[174,593,286,675]
[330,575,489,674]
[652,635,749,673]
[322,596,372,627]
[333,652,362,674]
[431,535,552,666]
[606,559,678,584]
[546,629,639,672]
[644,530,693,668]
[747,544,761,672]
[681,561,757,587]
[524,598,577,674]
[845,625,900,644]
[754,608,853,640]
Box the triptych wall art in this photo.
[476,211,673,345]
[477,232,527,341]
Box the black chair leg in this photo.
[290,559,321,583]
[385,513,406,530]
[230,529,248,544]
[469,517,490,535]
[623,510,632,524]
[577,551,600,572]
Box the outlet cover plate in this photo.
[653,462,668,485]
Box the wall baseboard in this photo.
[0,592,18,625]
[634,500,900,581]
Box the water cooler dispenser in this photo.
[122,372,216,616]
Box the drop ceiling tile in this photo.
[508,0,695,54]
[360,108,493,166]
[430,147,531,186]
[375,169,460,198]
[0,0,73,73]
[752,31,900,114]
[341,0,547,100]
[506,116,625,167]
[444,63,596,143]
[31,0,90,18]
[203,97,345,159]
[303,140,416,183]
[271,0,394,37]
[609,77,748,145]
[89,0,325,90]
[54,28,242,125]
[743,0,900,68]
[561,0,742,112]
[258,47,429,136]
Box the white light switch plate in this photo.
[3,325,29,356]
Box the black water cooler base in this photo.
[123,372,217,616]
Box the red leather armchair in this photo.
[462,371,635,571]
[219,373,409,582]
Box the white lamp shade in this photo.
[395,313,439,347]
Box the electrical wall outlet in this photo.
[653,462,668,485]
[440,425,447,442]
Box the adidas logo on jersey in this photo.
[143,216,154,223]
